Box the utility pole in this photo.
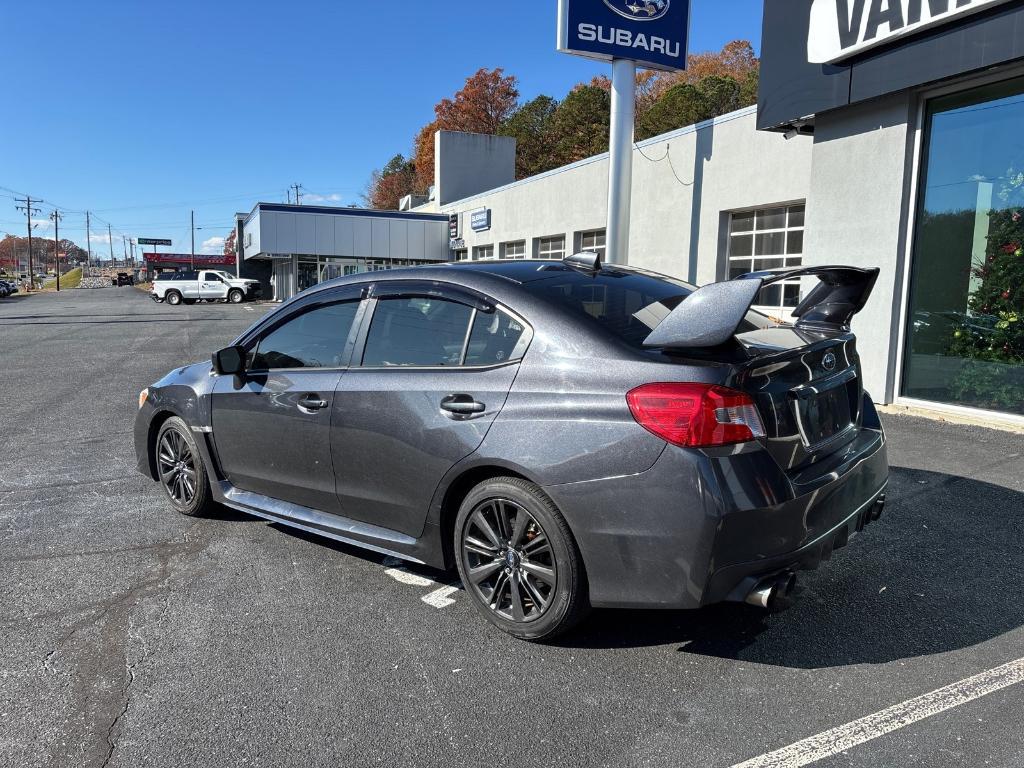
[122,235,128,269]
[86,211,92,274]
[50,209,62,291]
[190,210,195,270]
[15,195,42,290]
[291,183,303,206]
[107,223,114,268]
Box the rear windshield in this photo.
[522,267,767,349]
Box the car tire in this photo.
[154,416,216,517]
[228,289,243,304]
[454,477,589,641]
[166,291,182,306]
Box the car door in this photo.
[331,282,532,538]
[200,271,227,300]
[210,286,365,513]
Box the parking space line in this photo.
[383,567,435,587]
[421,584,461,608]
[729,657,1024,768]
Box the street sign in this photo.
[138,237,172,246]
[448,213,460,239]
[557,0,691,73]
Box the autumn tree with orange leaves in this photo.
[413,68,520,191]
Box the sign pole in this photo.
[605,57,636,266]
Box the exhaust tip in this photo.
[744,572,797,610]
[871,494,886,521]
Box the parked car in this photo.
[134,256,888,640]
[0,281,10,298]
[116,272,135,287]
[151,269,261,305]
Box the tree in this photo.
[366,154,419,210]
[499,95,559,179]
[224,229,237,258]
[411,68,520,190]
[636,83,709,140]
[549,84,611,166]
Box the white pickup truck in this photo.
[151,270,262,306]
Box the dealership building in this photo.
[235,0,1023,424]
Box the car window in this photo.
[464,309,526,365]
[362,297,473,367]
[523,268,768,349]
[202,272,223,282]
[251,301,360,370]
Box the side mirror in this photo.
[212,345,246,377]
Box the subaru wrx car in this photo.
[134,255,888,640]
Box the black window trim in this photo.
[354,280,533,371]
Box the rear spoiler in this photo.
[643,266,880,349]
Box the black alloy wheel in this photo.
[463,498,557,622]
[158,428,197,505]
[455,477,588,640]
[154,416,214,517]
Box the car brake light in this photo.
[626,383,765,448]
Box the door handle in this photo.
[440,394,486,416]
[297,394,328,411]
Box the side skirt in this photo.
[214,481,427,565]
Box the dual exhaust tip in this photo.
[745,571,797,610]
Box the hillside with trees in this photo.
[0,234,88,273]
[365,41,759,209]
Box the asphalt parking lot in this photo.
[1,287,1022,768]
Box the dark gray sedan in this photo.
[134,255,888,640]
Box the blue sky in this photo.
[0,0,763,256]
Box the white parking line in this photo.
[421,584,461,608]
[383,567,435,587]
[730,657,1024,768]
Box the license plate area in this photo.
[791,368,858,452]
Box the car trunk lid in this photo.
[727,327,863,470]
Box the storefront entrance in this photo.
[903,76,1024,417]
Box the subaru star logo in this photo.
[822,352,837,371]
[603,0,670,21]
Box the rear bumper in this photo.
[543,426,888,610]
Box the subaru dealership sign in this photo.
[808,0,1014,64]
[557,0,691,72]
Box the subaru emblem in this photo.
[603,0,671,21]
[822,352,837,372]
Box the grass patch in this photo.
[42,268,82,290]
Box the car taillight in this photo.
[626,383,766,448]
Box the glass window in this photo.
[536,236,566,259]
[578,229,607,260]
[472,245,495,261]
[464,310,527,365]
[500,241,526,260]
[362,297,473,367]
[522,268,769,350]
[252,301,360,370]
[202,272,223,282]
[902,77,1024,416]
[727,203,805,317]
[453,249,469,262]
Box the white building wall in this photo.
[422,107,813,286]
[802,93,917,403]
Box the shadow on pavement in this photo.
[560,466,1024,667]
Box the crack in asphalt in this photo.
[42,520,209,767]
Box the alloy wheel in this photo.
[461,498,557,623]
[157,429,197,505]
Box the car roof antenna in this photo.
[563,251,602,273]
